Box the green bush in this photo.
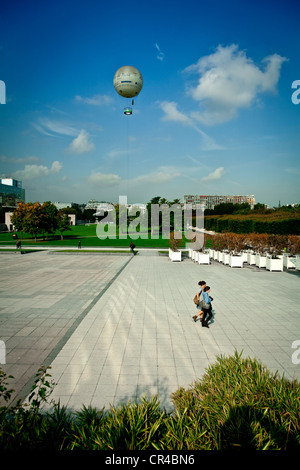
[1,353,299,450]
[172,352,300,450]
[204,215,300,235]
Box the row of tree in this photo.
[11,202,72,241]
[205,202,300,216]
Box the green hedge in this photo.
[204,217,300,235]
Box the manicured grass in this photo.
[0,225,188,248]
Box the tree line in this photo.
[11,202,72,241]
[205,202,300,216]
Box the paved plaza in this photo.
[0,249,299,411]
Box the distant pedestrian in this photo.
[78,240,81,249]
[201,286,213,328]
[193,280,206,322]
[16,240,21,249]
[130,241,136,255]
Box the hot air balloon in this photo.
[113,66,143,115]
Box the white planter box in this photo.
[188,249,193,258]
[213,250,219,260]
[255,253,266,268]
[241,251,248,263]
[194,251,199,262]
[296,256,300,270]
[247,252,256,265]
[229,254,243,268]
[198,253,210,264]
[266,256,283,272]
[169,249,182,262]
[283,254,297,269]
[209,249,214,258]
[222,252,230,265]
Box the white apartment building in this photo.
[184,194,255,210]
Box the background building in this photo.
[184,194,255,210]
[0,178,25,207]
[0,178,25,229]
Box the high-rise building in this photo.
[184,194,255,210]
[0,178,25,207]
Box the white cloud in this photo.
[160,101,192,124]
[88,172,121,186]
[68,129,95,154]
[184,44,288,125]
[129,166,181,185]
[13,161,63,180]
[201,166,225,182]
[50,161,63,174]
[75,94,112,106]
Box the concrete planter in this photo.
[209,249,214,258]
[255,253,266,268]
[198,253,210,264]
[222,252,230,265]
[266,256,283,272]
[169,248,182,262]
[247,252,256,265]
[229,254,243,268]
[283,254,297,269]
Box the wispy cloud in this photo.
[0,155,41,164]
[128,166,181,186]
[32,118,78,137]
[155,43,165,62]
[75,94,112,106]
[285,167,300,175]
[88,172,121,186]
[159,101,225,150]
[160,101,192,124]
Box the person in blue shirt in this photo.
[201,286,213,328]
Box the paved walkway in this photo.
[0,250,299,412]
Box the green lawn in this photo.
[0,224,188,248]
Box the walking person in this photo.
[201,286,213,328]
[193,280,206,322]
[130,241,136,255]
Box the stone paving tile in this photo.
[1,249,300,412]
[0,252,132,405]
[33,252,299,413]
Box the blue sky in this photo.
[0,0,299,207]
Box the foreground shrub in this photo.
[0,352,299,450]
[172,352,300,450]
